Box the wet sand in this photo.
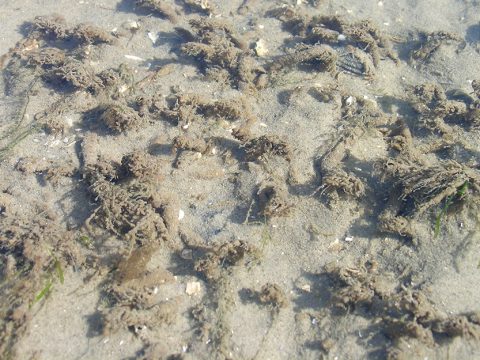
[1,1,480,359]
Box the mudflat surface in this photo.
[1,1,480,359]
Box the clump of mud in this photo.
[256,283,289,310]
[315,95,393,205]
[99,103,145,132]
[135,0,179,23]
[233,130,292,163]
[121,150,162,182]
[256,181,292,218]
[267,44,338,76]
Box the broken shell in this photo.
[118,84,129,94]
[181,249,193,260]
[124,54,144,61]
[255,39,269,57]
[328,238,344,252]
[147,31,158,44]
[300,284,311,292]
[186,281,201,296]
[178,209,185,221]
[123,20,140,31]
[198,0,210,10]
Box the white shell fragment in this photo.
[328,239,344,252]
[178,209,185,220]
[300,284,311,292]
[196,0,210,10]
[124,54,145,61]
[124,20,140,31]
[181,249,193,260]
[186,281,201,296]
[65,116,74,128]
[255,39,269,57]
[118,84,129,94]
[147,31,158,44]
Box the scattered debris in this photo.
[1,5,480,360]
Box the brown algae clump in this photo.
[179,18,265,90]
[135,0,179,23]
[31,15,115,45]
[121,150,162,182]
[194,240,259,280]
[267,9,398,77]
[323,262,480,356]
[99,103,144,132]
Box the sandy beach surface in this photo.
[1,0,480,359]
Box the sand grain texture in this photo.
[1,0,480,359]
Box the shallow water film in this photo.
[1,1,480,359]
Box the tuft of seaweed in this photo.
[0,210,82,357]
[323,262,480,357]
[179,18,265,90]
[410,31,463,64]
[194,240,259,280]
[135,0,179,23]
[31,15,116,45]
[99,103,145,133]
[267,9,398,77]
